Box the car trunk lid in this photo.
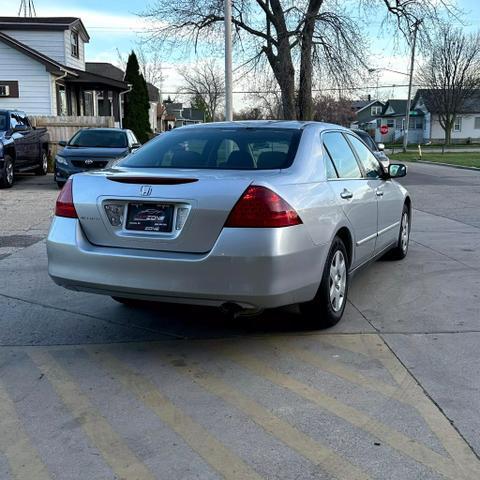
[72,169,260,253]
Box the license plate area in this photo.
[125,203,174,232]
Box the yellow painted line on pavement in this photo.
[28,350,156,480]
[87,349,264,480]
[226,348,468,480]
[318,335,480,480]
[0,380,51,480]
[162,354,371,480]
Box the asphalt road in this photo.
[0,163,479,479]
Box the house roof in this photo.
[67,67,128,90]
[355,99,384,115]
[85,62,160,102]
[0,31,76,76]
[413,89,480,114]
[351,100,370,110]
[381,99,408,116]
[0,16,89,41]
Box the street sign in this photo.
[380,125,389,135]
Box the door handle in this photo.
[340,189,353,199]
[376,189,384,197]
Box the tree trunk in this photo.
[298,1,322,120]
[265,43,296,119]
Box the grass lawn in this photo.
[389,152,480,168]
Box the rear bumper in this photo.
[46,217,327,309]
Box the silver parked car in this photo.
[47,121,411,328]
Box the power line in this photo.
[161,84,424,95]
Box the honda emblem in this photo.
[140,185,152,197]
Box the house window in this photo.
[386,119,395,128]
[371,106,382,116]
[71,31,79,58]
[409,117,423,129]
[454,117,462,132]
[0,85,10,97]
[474,117,480,129]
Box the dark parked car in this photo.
[54,128,141,188]
[0,110,50,188]
[351,128,390,170]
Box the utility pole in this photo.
[224,0,233,121]
[18,0,36,17]
[403,19,422,153]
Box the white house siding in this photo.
[0,41,54,115]
[0,30,66,65]
[63,30,85,70]
[430,114,480,142]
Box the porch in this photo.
[55,69,129,126]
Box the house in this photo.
[413,89,480,143]
[351,99,384,133]
[373,99,424,144]
[84,62,160,132]
[159,100,205,131]
[0,17,128,125]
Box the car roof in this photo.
[79,128,129,132]
[178,120,349,132]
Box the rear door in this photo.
[346,134,401,252]
[323,131,378,268]
[18,113,38,166]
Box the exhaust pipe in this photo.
[220,302,263,318]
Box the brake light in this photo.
[55,178,77,218]
[225,186,302,228]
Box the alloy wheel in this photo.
[329,250,346,312]
[6,160,13,185]
[401,212,409,253]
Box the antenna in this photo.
[18,0,37,17]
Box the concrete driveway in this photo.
[0,164,479,479]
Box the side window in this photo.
[324,150,338,179]
[10,113,18,129]
[347,134,383,179]
[323,132,362,179]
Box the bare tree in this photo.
[142,0,455,121]
[312,94,356,126]
[416,25,480,144]
[234,107,264,120]
[117,43,165,89]
[178,60,225,121]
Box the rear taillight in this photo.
[225,186,302,228]
[55,178,77,218]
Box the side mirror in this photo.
[377,143,385,151]
[389,163,407,178]
[131,143,141,151]
[58,140,67,147]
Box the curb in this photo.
[416,160,480,172]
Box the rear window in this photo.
[118,128,302,170]
[69,130,128,148]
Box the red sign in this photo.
[380,125,389,135]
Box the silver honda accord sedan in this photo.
[47,121,411,328]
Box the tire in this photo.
[35,150,48,176]
[0,155,14,189]
[57,181,66,189]
[299,236,349,329]
[389,204,410,260]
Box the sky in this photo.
[2,0,480,107]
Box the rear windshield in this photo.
[69,130,128,148]
[118,128,302,170]
[0,113,7,131]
